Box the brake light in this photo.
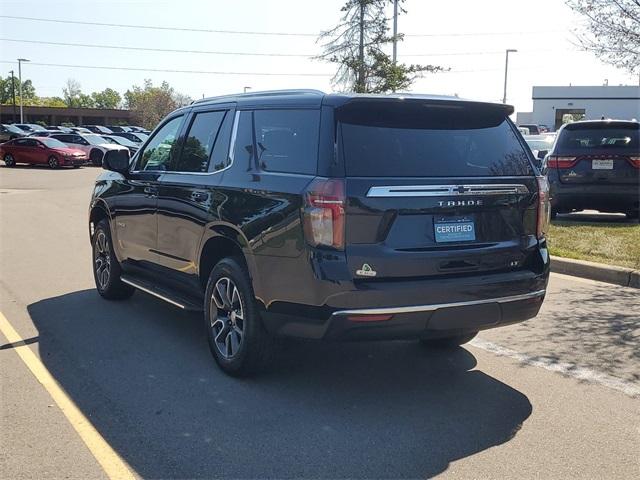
[303,177,345,250]
[536,176,550,240]
[628,156,640,169]
[546,156,578,169]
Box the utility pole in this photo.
[502,49,517,104]
[392,0,398,63]
[17,58,30,123]
[357,1,365,92]
[9,70,17,123]
[243,86,251,93]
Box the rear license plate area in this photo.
[434,216,476,243]
[592,159,613,170]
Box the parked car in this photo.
[49,133,127,166]
[100,134,140,154]
[519,124,541,135]
[70,127,93,134]
[26,130,59,137]
[106,125,132,133]
[518,126,530,135]
[110,131,148,143]
[524,134,556,162]
[0,124,26,142]
[1,136,87,168]
[14,123,47,133]
[80,125,113,134]
[126,125,150,134]
[545,120,639,219]
[90,90,550,376]
[45,126,73,133]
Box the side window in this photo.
[209,111,234,172]
[15,138,28,146]
[253,109,319,175]
[136,116,183,171]
[173,110,226,173]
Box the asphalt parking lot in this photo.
[1,166,639,479]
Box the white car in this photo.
[49,133,127,166]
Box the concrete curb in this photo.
[551,255,640,289]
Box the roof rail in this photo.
[193,89,325,104]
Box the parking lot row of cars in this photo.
[0,122,150,167]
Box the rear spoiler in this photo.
[326,95,514,116]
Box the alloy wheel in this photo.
[4,154,15,167]
[94,231,111,290]
[48,156,59,169]
[210,277,245,359]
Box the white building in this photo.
[516,85,640,131]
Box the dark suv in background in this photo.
[545,120,639,219]
[89,90,550,376]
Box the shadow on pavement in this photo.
[28,289,532,479]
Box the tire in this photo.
[48,156,59,169]
[3,153,16,167]
[420,332,478,349]
[90,149,104,167]
[92,219,135,300]
[204,257,273,376]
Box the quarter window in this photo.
[136,116,183,171]
[173,111,226,173]
[253,110,319,175]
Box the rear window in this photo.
[339,101,533,177]
[556,126,639,152]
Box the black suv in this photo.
[545,120,639,219]
[89,90,550,376]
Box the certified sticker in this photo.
[356,263,377,277]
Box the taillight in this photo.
[546,155,578,169]
[303,177,345,250]
[628,156,640,169]
[536,176,550,240]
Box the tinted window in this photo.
[15,138,33,146]
[173,111,226,172]
[254,109,319,175]
[136,116,183,171]
[209,111,234,172]
[339,102,533,177]
[556,126,639,153]
[52,134,71,143]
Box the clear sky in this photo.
[0,0,637,114]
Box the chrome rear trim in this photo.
[332,289,545,317]
[366,184,530,197]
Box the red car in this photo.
[1,136,88,168]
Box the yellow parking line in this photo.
[0,311,136,480]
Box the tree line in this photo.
[0,76,192,129]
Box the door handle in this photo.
[143,186,158,197]
[190,191,209,202]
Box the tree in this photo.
[0,75,36,104]
[91,88,122,109]
[317,0,446,93]
[566,0,640,75]
[62,79,83,107]
[124,79,191,129]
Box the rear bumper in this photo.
[261,260,550,340]
[549,181,639,212]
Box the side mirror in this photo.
[103,149,131,174]
[537,150,548,160]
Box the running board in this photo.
[120,275,203,312]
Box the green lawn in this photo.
[548,221,640,269]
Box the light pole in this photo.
[392,0,399,63]
[17,58,30,123]
[9,70,17,123]
[502,49,517,104]
[243,86,251,93]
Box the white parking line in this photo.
[470,337,640,398]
